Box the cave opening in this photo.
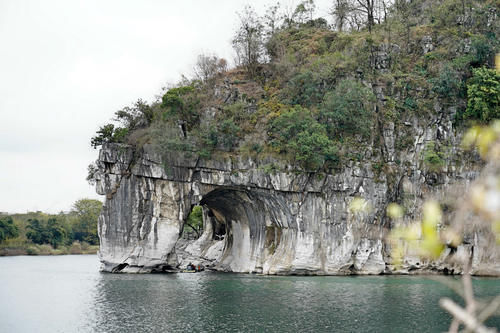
[177,187,291,273]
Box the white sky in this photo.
[0,0,332,214]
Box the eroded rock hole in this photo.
[176,188,288,273]
[112,263,129,273]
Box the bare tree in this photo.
[281,1,297,28]
[193,54,227,83]
[354,0,376,32]
[294,0,316,24]
[263,2,282,38]
[330,0,352,32]
[332,0,393,33]
[393,0,415,52]
[232,5,265,77]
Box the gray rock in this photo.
[421,35,433,54]
[94,129,497,275]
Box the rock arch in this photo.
[95,143,486,275]
[182,187,295,273]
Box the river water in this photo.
[1,255,499,332]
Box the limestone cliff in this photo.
[94,135,498,275]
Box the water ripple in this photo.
[1,256,500,332]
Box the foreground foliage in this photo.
[387,120,500,332]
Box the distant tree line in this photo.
[0,199,102,254]
[0,216,19,242]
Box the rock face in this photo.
[94,132,499,275]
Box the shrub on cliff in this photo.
[268,105,338,170]
[150,121,195,154]
[464,67,500,122]
[114,99,154,130]
[284,70,329,107]
[319,78,375,140]
[423,141,445,171]
[90,124,129,149]
[161,85,201,131]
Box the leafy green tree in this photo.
[319,78,375,139]
[184,205,203,237]
[161,85,200,131]
[26,219,50,245]
[464,67,500,122]
[90,124,115,149]
[429,64,464,98]
[286,70,329,107]
[289,125,338,169]
[46,218,67,249]
[71,199,102,245]
[90,100,154,149]
[90,123,131,149]
[26,218,67,248]
[269,105,338,169]
[114,99,154,130]
[218,119,241,150]
[0,216,19,242]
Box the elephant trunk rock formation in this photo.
[94,143,498,275]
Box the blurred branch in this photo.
[439,298,495,333]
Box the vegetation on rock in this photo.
[183,205,203,238]
[89,0,498,174]
[464,67,500,122]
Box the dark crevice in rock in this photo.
[111,263,129,273]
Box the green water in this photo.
[1,255,499,332]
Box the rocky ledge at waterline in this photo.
[94,141,500,276]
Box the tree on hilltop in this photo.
[232,5,265,77]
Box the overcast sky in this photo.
[0,0,332,213]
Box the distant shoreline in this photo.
[0,243,99,256]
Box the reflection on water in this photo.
[1,255,500,332]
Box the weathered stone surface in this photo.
[94,125,499,275]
